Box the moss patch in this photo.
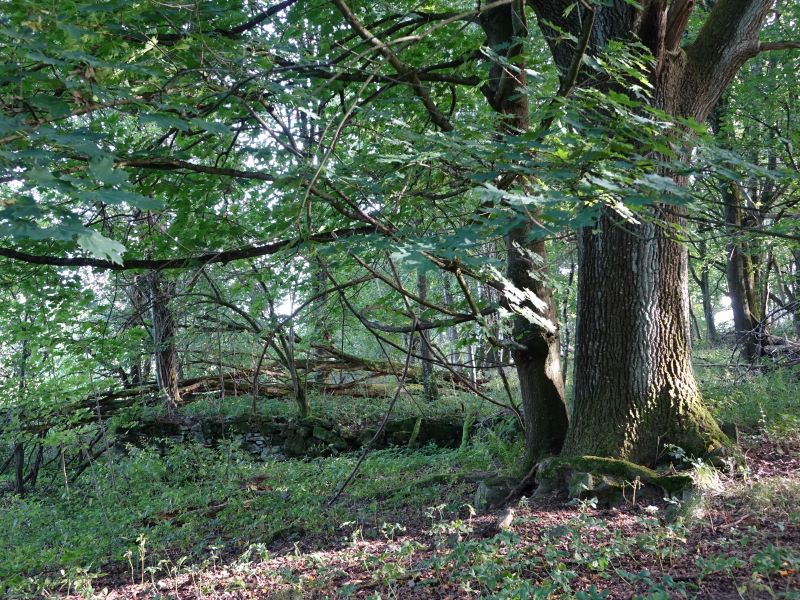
[535,455,694,505]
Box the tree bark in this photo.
[480,1,569,466]
[312,257,332,384]
[723,183,762,359]
[696,239,719,344]
[565,211,723,462]
[442,276,460,365]
[529,0,774,463]
[146,272,181,412]
[15,330,31,495]
[560,259,576,386]
[417,270,439,402]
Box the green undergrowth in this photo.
[695,347,800,436]
[409,496,799,599]
[0,441,491,597]
[2,362,797,598]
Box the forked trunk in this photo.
[528,0,775,463]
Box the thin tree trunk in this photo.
[696,238,719,344]
[15,332,31,495]
[723,183,762,359]
[312,258,332,384]
[147,271,181,412]
[794,250,800,337]
[14,443,24,496]
[417,270,438,402]
[690,304,702,343]
[480,2,568,465]
[442,277,459,365]
[560,260,575,387]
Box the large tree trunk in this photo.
[530,0,774,463]
[480,2,568,466]
[564,212,722,462]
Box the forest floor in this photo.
[67,435,799,600]
[3,357,798,599]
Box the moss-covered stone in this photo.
[535,455,693,506]
[474,475,517,511]
[283,435,309,458]
[312,425,348,451]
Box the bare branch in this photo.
[757,39,800,53]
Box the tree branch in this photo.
[124,0,299,44]
[756,39,800,53]
[116,157,275,182]
[332,0,454,132]
[0,226,375,271]
[665,0,695,52]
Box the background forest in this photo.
[0,0,798,598]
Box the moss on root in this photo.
[535,455,694,505]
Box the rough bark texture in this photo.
[566,211,723,462]
[527,0,774,463]
[147,272,181,412]
[508,230,569,463]
[480,1,569,466]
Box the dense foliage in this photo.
[0,0,798,597]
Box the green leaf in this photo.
[76,189,162,209]
[29,96,72,118]
[76,230,126,264]
[190,118,229,134]
[88,156,128,186]
[140,112,190,131]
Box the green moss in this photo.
[536,455,693,499]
